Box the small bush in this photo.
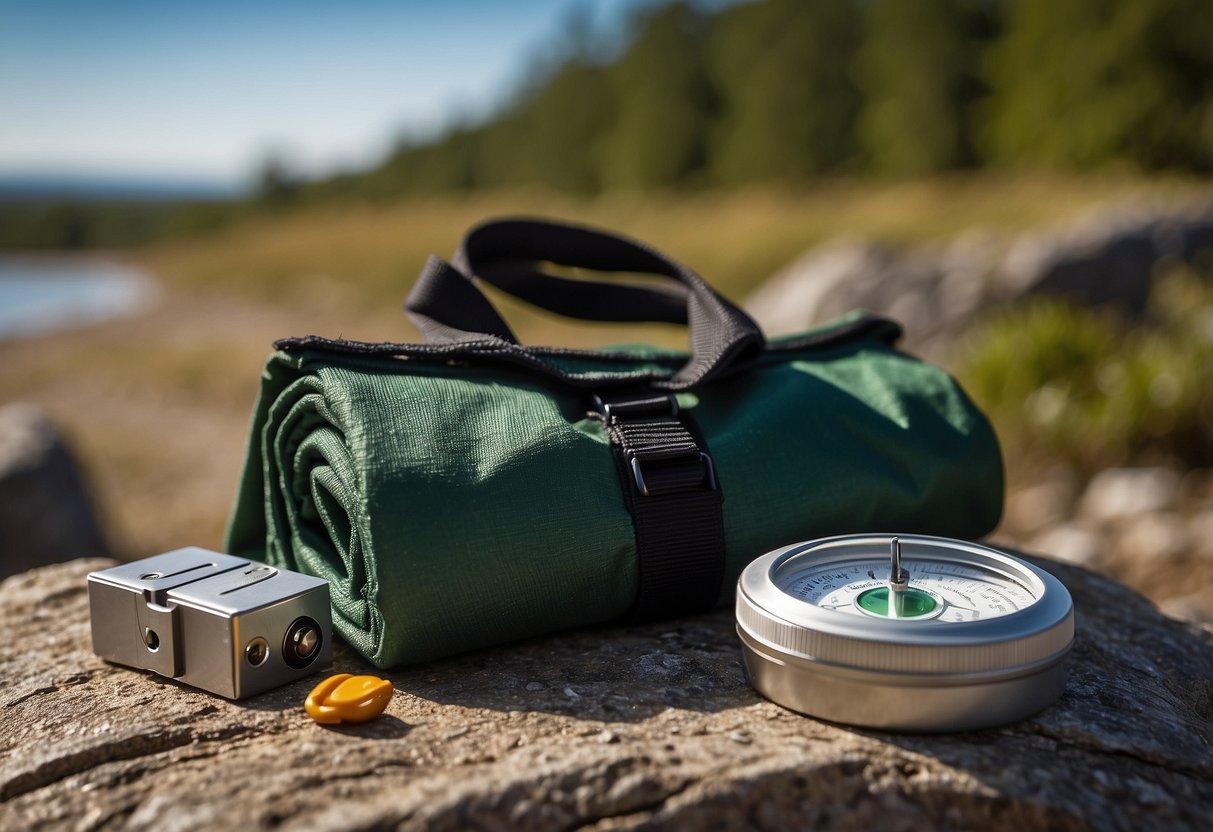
[958,265,1213,479]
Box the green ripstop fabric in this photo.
[225,315,1005,669]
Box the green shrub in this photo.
[957,265,1213,478]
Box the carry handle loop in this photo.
[405,217,765,388]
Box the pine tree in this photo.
[856,0,993,176]
[599,3,714,189]
[707,0,863,184]
[984,0,1212,171]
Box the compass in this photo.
[735,534,1074,731]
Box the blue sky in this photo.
[0,0,728,189]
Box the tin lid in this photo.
[736,535,1074,679]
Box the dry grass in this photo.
[1,174,1206,560]
[140,172,1202,306]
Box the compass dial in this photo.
[776,558,1038,622]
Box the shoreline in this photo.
[0,254,160,342]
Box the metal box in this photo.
[88,547,332,699]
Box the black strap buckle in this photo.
[592,391,679,425]
[592,392,716,497]
[627,450,718,497]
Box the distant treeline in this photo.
[0,200,237,251]
[3,0,1208,251]
[303,0,1210,200]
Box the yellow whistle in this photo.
[305,673,394,724]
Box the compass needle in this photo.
[737,534,1075,732]
[887,536,908,618]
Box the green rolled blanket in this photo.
[225,218,1003,668]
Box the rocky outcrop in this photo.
[745,194,1213,354]
[0,404,108,578]
[999,466,1213,625]
[1000,203,1213,311]
[2,557,1209,831]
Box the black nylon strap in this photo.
[461,259,691,324]
[405,217,766,390]
[407,256,518,343]
[593,392,725,621]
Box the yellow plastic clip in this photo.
[305,673,394,724]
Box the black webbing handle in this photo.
[405,217,765,389]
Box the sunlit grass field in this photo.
[142,172,1202,309]
[1,173,1206,559]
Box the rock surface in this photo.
[2,558,1210,831]
[744,194,1213,354]
[0,404,108,578]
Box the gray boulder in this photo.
[0,404,109,578]
[744,194,1213,349]
[744,238,954,350]
[995,197,1213,313]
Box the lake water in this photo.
[0,256,158,341]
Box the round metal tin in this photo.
[735,534,1074,732]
